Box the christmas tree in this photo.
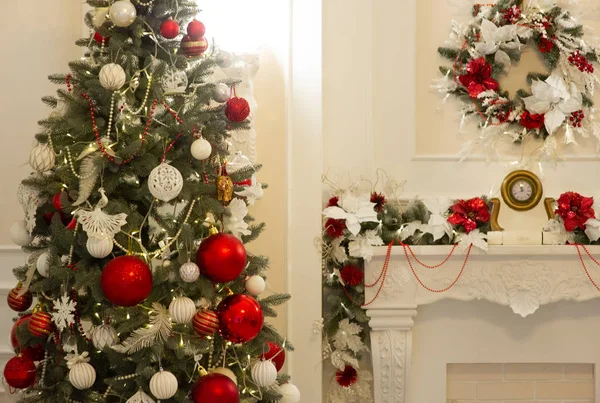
[4,1,299,402]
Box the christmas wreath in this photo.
[436,0,600,157]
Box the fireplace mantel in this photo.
[364,245,600,403]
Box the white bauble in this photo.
[126,390,155,403]
[109,0,137,28]
[148,163,183,202]
[91,324,118,350]
[245,275,266,296]
[190,138,212,160]
[216,51,233,68]
[10,221,32,246]
[91,7,109,28]
[209,367,238,385]
[168,297,196,324]
[278,383,301,403]
[179,261,200,283]
[36,252,50,278]
[87,237,113,259]
[99,63,126,91]
[69,362,97,390]
[212,83,230,103]
[251,360,277,388]
[29,144,55,173]
[149,370,178,400]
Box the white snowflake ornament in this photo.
[52,293,77,332]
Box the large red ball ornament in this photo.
[101,256,152,307]
[192,373,239,403]
[261,342,286,372]
[28,310,54,338]
[7,286,33,312]
[3,355,36,389]
[187,19,206,39]
[217,294,264,343]
[11,315,45,362]
[160,18,180,39]
[181,35,209,58]
[196,233,247,283]
[193,310,219,337]
[225,97,251,122]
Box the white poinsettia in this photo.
[585,218,600,242]
[544,218,575,245]
[332,319,367,355]
[348,230,384,261]
[223,198,251,239]
[399,221,423,241]
[330,237,349,264]
[235,182,264,206]
[423,197,454,241]
[322,192,379,236]
[523,73,583,135]
[457,228,488,252]
[476,19,520,70]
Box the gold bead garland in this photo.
[122,74,153,116]
[66,147,98,180]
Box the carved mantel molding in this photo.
[364,245,600,403]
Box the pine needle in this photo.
[112,303,172,354]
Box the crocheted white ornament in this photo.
[148,163,183,202]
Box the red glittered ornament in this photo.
[217,294,264,343]
[192,310,219,337]
[11,315,45,362]
[192,373,239,403]
[225,97,250,122]
[93,32,110,45]
[28,309,54,338]
[260,342,286,372]
[335,365,358,387]
[181,35,208,58]
[196,233,247,283]
[3,355,36,389]
[101,256,152,307]
[160,18,180,39]
[187,19,206,39]
[7,285,33,312]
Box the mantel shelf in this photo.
[372,244,600,257]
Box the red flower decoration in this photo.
[340,265,364,287]
[325,218,346,238]
[538,37,555,53]
[327,196,340,207]
[458,57,499,98]
[503,5,522,23]
[370,192,387,213]
[335,365,358,388]
[447,197,490,233]
[555,192,595,232]
[520,111,545,130]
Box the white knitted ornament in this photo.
[148,163,183,202]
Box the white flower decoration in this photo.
[423,197,454,241]
[322,192,379,236]
[457,228,488,252]
[330,238,349,264]
[348,230,384,262]
[399,221,423,241]
[223,198,251,239]
[235,182,264,206]
[585,218,600,242]
[476,19,520,71]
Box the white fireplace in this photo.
[365,245,600,403]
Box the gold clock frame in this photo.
[500,170,543,212]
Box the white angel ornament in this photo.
[75,188,127,247]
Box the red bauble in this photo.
[217,294,264,343]
[225,97,251,122]
[193,310,220,337]
[335,365,358,387]
[196,233,247,283]
[7,286,33,312]
[52,192,63,210]
[160,18,180,39]
[101,256,153,307]
[93,32,110,45]
[187,19,206,39]
[260,342,286,372]
[192,373,239,403]
[181,35,209,58]
[3,355,36,389]
[28,310,53,338]
[11,315,45,362]
[66,217,77,230]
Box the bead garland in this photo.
[405,244,458,269]
[40,349,49,388]
[65,74,72,93]
[70,290,90,342]
[103,374,138,398]
[122,74,153,115]
[106,92,117,137]
[163,101,184,124]
[162,132,183,162]
[575,244,600,292]
[66,147,98,179]
[134,0,154,7]
[67,222,79,267]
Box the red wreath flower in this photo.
[370,192,387,213]
[327,196,340,207]
[340,265,364,287]
[458,57,499,98]
[447,197,490,233]
[325,218,346,238]
[335,365,358,388]
[538,37,555,53]
[520,111,545,130]
[503,5,522,23]
[555,192,595,231]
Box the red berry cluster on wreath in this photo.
[503,5,522,24]
[568,51,594,73]
[570,110,585,128]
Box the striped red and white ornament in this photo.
[180,35,208,58]
[192,310,219,337]
[28,308,54,338]
[7,284,33,312]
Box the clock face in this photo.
[511,180,533,202]
[500,170,543,212]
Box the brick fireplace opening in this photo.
[447,363,595,402]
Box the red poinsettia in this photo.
[335,365,358,387]
[327,196,340,207]
[325,218,346,238]
[538,37,555,53]
[520,111,545,130]
[340,265,364,287]
[447,197,490,233]
[555,192,595,231]
[370,192,387,213]
[459,57,499,98]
